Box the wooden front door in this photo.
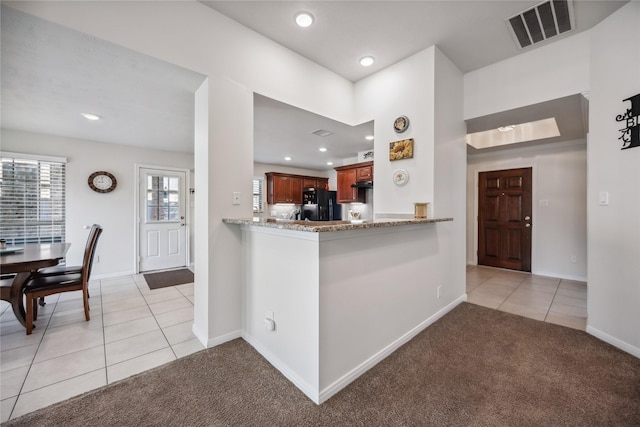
[478,167,532,272]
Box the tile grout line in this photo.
[100,277,110,385]
[9,294,60,421]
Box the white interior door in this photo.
[139,167,187,272]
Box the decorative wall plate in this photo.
[392,169,409,186]
[393,115,410,133]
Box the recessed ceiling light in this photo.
[498,125,515,132]
[326,161,334,166]
[295,11,314,28]
[359,56,375,67]
[319,147,327,152]
[364,135,374,141]
[284,156,292,161]
[81,113,101,121]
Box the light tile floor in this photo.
[1,266,588,422]
[0,273,203,422]
[466,265,587,330]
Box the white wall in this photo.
[586,2,640,357]
[467,141,588,281]
[355,48,436,217]
[464,31,591,120]
[0,128,194,278]
[433,47,467,304]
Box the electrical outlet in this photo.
[570,256,577,263]
[437,286,442,299]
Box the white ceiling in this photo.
[0,2,627,169]
[1,6,206,153]
[201,0,627,81]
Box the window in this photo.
[146,175,181,222]
[0,153,66,244]
[253,178,264,213]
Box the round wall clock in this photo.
[393,115,410,133]
[88,171,117,193]
[392,169,409,186]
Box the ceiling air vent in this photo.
[311,129,333,137]
[506,0,574,49]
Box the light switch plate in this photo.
[599,191,609,206]
[232,192,240,205]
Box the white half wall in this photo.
[0,128,194,278]
[587,2,640,357]
[467,141,588,281]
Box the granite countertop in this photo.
[223,217,453,232]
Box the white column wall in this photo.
[587,2,640,357]
[433,47,467,304]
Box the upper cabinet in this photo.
[334,161,373,204]
[265,172,328,204]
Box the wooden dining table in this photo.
[0,242,71,327]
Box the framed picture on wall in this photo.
[389,138,414,161]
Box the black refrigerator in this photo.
[301,189,341,221]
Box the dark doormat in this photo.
[144,268,194,290]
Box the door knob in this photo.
[525,223,531,228]
[524,216,531,221]
[180,223,185,227]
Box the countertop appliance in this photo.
[302,189,341,221]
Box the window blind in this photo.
[0,155,66,244]
[253,178,264,213]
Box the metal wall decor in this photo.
[616,93,640,150]
[393,116,410,133]
[389,138,414,161]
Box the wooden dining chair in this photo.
[23,224,103,335]
[34,224,100,307]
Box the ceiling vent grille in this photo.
[311,129,333,137]
[506,0,574,49]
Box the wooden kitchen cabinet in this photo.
[266,173,302,204]
[334,161,373,204]
[303,177,329,190]
[356,164,373,181]
[265,172,327,204]
[336,168,360,203]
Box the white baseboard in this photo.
[533,270,587,282]
[92,270,135,280]
[192,325,242,349]
[242,333,320,404]
[586,326,640,359]
[318,295,467,404]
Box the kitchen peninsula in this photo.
[224,216,462,404]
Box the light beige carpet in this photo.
[5,303,640,426]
